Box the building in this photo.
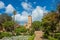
[24,15,32,29]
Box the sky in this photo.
[0,0,60,25]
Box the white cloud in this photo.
[0,1,48,25]
[5,4,15,13]
[21,2,32,11]
[32,6,48,21]
[13,11,29,24]
[0,1,5,9]
[13,6,48,25]
[8,2,48,25]
[19,11,28,22]
[22,11,29,16]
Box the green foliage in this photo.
[19,27,27,33]
[42,11,60,38]
[14,27,27,35]
[28,21,42,35]
[28,35,35,40]
[27,21,43,36]
[14,27,21,35]
[32,21,42,31]
[2,21,15,32]
[0,5,60,40]
[0,32,12,39]
[42,5,60,39]
[57,5,60,13]
[0,14,12,23]
[43,33,48,38]
[54,33,60,40]
[0,14,12,29]
[28,29,34,35]
[3,21,15,28]
[48,36,58,40]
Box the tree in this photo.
[0,14,12,31]
[42,11,60,38]
[13,11,16,21]
[2,21,15,32]
[57,4,60,13]
[28,21,42,35]
[0,14,12,23]
[32,21,42,31]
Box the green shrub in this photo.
[14,28,21,35]
[14,27,27,35]
[43,34,48,38]
[0,32,12,39]
[28,35,35,40]
[29,30,34,36]
[54,33,60,40]
[48,36,58,40]
[0,32,3,39]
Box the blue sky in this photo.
[0,0,59,11]
[0,0,60,25]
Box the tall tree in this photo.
[0,14,12,31]
[57,4,60,13]
[0,14,12,23]
[13,11,16,21]
[42,10,60,38]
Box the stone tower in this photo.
[24,15,32,29]
[27,15,32,28]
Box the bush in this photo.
[14,27,27,35]
[28,35,35,40]
[14,28,21,35]
[0,32,12,39]
[48,36,58,40]
[28,29,34,36]
[54,33,60,40]
[43,33,48,38]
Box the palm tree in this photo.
[13,11,16,21]
[12,11,17,31]
[57,4,60,13]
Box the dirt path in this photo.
[34,31,44,40]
